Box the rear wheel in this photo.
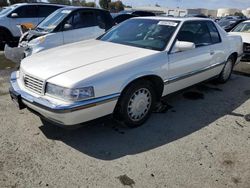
[0,30,12,50]
[216,56,234,83]
[115,80,156,128]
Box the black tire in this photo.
[0,30,12,50]
[115,80,156,128]
[216,56,235,83]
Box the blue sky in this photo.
[120,0,250,9]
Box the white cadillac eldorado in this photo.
[9,17,243,128]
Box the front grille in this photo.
[24,74,44,94]
[243,43,250,52]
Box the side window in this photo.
[14,5,37,18]
[177,21,212,47]
[207,21,221,44]
[72,10,97,29]
[38,6,60,18]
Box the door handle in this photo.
[210,51,215,55]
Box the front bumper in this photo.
[241,53,250,62]
[9,72,119,126]
[4,45,27,63]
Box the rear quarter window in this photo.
[207,21,221,44]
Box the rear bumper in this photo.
[9,71,119,126]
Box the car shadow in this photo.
[39,75,250,160]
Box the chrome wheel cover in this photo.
[223,59,233,80]
[127,88,152,121]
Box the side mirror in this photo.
[173,41,195,53]
[11,13,18,18]
[63,23,73,31]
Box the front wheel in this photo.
[115,80,156,128]
[217,56,234,83]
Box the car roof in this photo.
[132,16,212,22]
[11,3,65,7]
[243,20,250,23]
[57,6,106,12]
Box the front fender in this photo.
[119,72,164,92]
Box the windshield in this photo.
[232,22,250,33]
[0,6,14,16]
[99,19,179,51]
[36,8,72,32]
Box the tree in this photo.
[0,0,8,7]
[9,0,28,5]
[99,0,110,10]
[234,12,244,17]
[124,5,132,8]
[84,2,96,7]
[80,1,96,7]
[48,0,71,5]
[109,1,124,12]
[72,0,81,6]
[155,3,160,7]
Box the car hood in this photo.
[229,32,250,43]
[21,40,158,81]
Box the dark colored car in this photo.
[218,19,247,32]
[132,11,156,17]
[119,10,156,17]
[186,14,208,18]
[111,13,138,24]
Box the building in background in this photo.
[187,8,208,15]
[208,10,218,18]
[217,8,240,17]
[124,6,187,17]
[186,8,217,17]
[124,6,250,18]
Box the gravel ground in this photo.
[0,57,250,187]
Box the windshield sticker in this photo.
[61,10,72,14]
[158,21,178,27]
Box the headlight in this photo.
[30,36,46,45]
[46,83,94,101]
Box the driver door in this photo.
[164,21,213,94]
[62,10,97,44]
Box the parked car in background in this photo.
[111,13,138,24]
[132,11,156,17]
[119,10,156,17]
[186,14,208,18]
[4,7,113,63]
[218,18,247,32]
[230,20,250,61]
[112,11,156,25]
[9,17,243,128]
[0,3,64,49]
